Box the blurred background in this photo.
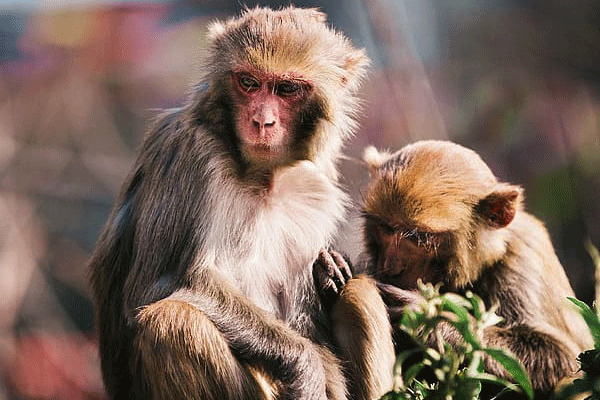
[0,0,598,398]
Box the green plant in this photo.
[551,239,600,400]
[553,297,600,400]
[379,282,533,400]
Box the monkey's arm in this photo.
[377,283,579,395]
[133,268,332,400]
[481,324,579,394]
[313,250,395,399]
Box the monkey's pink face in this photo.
[231,70,313,165]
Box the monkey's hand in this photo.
[376,283,423,324]
[313,249,352,313]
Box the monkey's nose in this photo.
[252,106,277,130]
[252,119,276,129]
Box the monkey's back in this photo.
[505,211,593,352]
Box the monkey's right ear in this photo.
[342,48,369,89]
[363,146,390,174]
[476,185,522,228]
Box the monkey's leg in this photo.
[483,324,580,396]
[133,299,274,400]
[132,268,337,400]
[332,275,395,400]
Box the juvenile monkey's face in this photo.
[363,140,520,289]
[363,211,454,289]
[230,69,314,167]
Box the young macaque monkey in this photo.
[361,140,593,398]
[89,6,394,400]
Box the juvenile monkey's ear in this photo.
[476,185,522,228]
[363,146,389,174]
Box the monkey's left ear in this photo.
[363,146,391,174]
[476,185,522,228]
[342,48,369,89]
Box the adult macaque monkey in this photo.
[89,6,394,400]
[361,140,593,397]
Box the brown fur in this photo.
[332,276,396,399]
[89,6,392,400]
[362,140,593,398]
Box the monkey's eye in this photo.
[380,223,398,235]
[275,81,301,96]
[403,229,420,242]
[239,75,260,92]
[402,229,431,247]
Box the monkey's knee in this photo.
[133,299,270,400]
[334,275,392,332]
[332,275,395,399]
[484,325,579,395]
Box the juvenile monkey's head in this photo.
[362,141,522,289]
[197,6,369,177]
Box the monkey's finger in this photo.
[316,249,346,291]
[316,248,335,272]
[321,279,340,297]
[313,265,340,312]
[313,249,334,279]
[313,262,340,297]
[326,253,347,290]
[329,250,352,282]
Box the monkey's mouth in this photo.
[244,143,287,162]
[381,273,408,288]
[380,271,423,290]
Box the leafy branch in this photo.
[380,282,533,400]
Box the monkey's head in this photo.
[362,140,523,289]
[195,6,369,177]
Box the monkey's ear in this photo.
[476,185,522,228]
[363,146,390,174]
[342,48,369,89]
[306,8,327,23]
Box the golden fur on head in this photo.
[207,6,369,92]
[363,140,525,286]
[363,140,505,232]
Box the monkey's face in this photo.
[230,69,316,168]
[362,141,523,289]
[364,214,453,289]
[201,6,369,176]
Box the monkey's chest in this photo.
[206,161,346,319]
[213,214,321,319]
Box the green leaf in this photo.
[442,299,481,349]
[392,348,422,389]
[568,297,600,349]
[454,377,481,400]
[394,348,423,370]
[424,347,442,362]
[404,362,426,385]
[466,371,511,387]
[443,292,473,310]
[465,291,484,320]
[483,348,533,399]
